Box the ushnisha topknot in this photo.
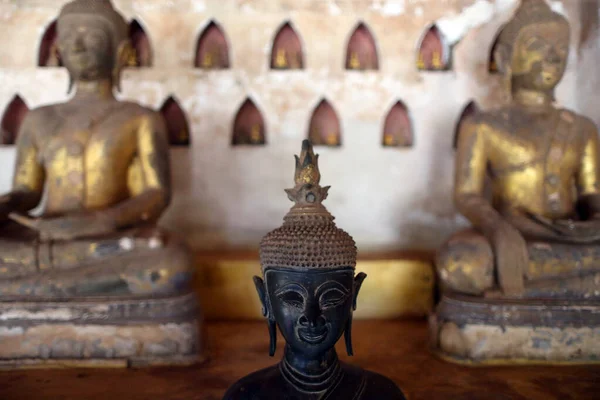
[57,0,129,50]
[259,140,357,271]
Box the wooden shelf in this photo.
[0,320,599,400]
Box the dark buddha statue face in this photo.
[257,268,364,358]
[57,16,114,81]
[509,22,570,91]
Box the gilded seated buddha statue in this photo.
[431,0,600,364]
[0,0,201,367]
[224,141,405,399]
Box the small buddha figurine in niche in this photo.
[0,0,201,366]
[432,0,600,364]
[223,140,405,399]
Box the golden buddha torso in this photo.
[470,106,596,220]
[441,104,600,298]
[25,101,159,215]
[0,98,193,299]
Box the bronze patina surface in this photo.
[223,140,405,399]
[432,0,600,364]
[0,0,201,367]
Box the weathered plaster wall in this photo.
[0,0,590,253]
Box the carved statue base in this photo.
[0,292,203,369]
[430,292,600,365]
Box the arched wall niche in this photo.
[128,19,153,67]
[416,24,451,71]
[345,22,379,70]
[270,22,304,70]
[232,98,266,146]
[382,101,413,148]
[1,95,30,145]
[38,19,62,67]
[195,20,231,69]
[160,96,190,146]
[454,100,479,149]
[308,99,342,147]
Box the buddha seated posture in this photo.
[0,0,201,367]
[224,141,405,399]
[431,0,600,364]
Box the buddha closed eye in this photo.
[276,286,305,309]
[317,283,350,310]
[275,282,350,311]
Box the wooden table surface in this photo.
[0,320,599,400]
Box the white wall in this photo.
[0,0,589,252]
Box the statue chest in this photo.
[486,113,581,177]
[38,115,140,211]
[39,115,138,172]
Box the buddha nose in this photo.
[298,301,325,328]
[73,36,85,52]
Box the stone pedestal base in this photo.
[0,292,204,369]
[430,293,600,365]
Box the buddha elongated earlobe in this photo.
[346,272,366,356]
[344,316,353,356]
[253,275,276,356]
[268,318,277,356]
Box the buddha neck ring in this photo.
[279,353,344,394]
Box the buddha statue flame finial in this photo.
[284,140,331,207]
[260,140,356,272]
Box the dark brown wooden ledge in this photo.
[0,320,599,400]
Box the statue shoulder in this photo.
[362,370,406,400]
[118,101,160,119]
[24,104,59,124]
[340,363,406,400]
[17,105,59,139]
[118,101,166,131]
[556,108,598,140]
[222,365,283,400]
[475,107,510,131]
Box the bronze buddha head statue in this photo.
[493,0,570,94]
[56,0,132,91]
[225,141,405,399]
[254,140,365,358]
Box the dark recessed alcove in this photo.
[345,23,379,70]
[1,95,29,145]
[195,21,230,69]
[38,19,62,67]
[417,24,451,71]
[454,101,479,149]
[308,99,341,147]
[270,22,304,70]
[160,97,190,146]
[232,99,266,146]
[382,101,413,148]
[128,19,153,67]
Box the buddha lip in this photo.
[298,329,328,344]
